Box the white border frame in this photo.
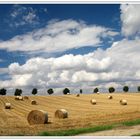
[0,1,140,139]
[0,0,139,4]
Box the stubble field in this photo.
[0,93,140,136]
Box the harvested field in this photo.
[0,93,140,135]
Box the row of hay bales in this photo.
[4,95,127,110]
[15,96,28,100]
[27,109,68,125]
[4,94,127,126]
[15,96,37,105]
[90,95,127,105]
[26,94,127,125]
[76,94,127,105]
[15,96,24,100]
[4,96,37,109]
[90,98,127,105]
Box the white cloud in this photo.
[0,19,118,54]
[0,80,11,88]
[22,11,37,24]
[0,37,139,91]
[120,4,140,36]
[10,5,39,27]
[6,54,113,88]
[2,4,140,92]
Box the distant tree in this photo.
[32,88,37,95]
[94,88,99,93]
[108,87,115,93]
[47,88,54,95]
[63,88,70,95]
[0,88,7,95]
[123,86,129,92]
[80,89,82,94]
[138,86,140,92]
[14,89,22,96]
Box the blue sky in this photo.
[0,4,120,39]
[0,4,140,93]
[0,4,120,67]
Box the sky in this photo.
[0,4,140,94]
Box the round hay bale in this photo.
[5,103,11,109]
[120,99,127,105]
[27,110,48,125]
[108,95,113,99]
[24,96,29,100]
[90,99,97,105]
[76,94,80,97]
[18,96,23,100]
[31,100,37,105]
[55,109,68,119]
[97,92,100,94]
[15,96,20,100]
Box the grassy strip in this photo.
[131,133,140,136]
[39,125,113,136]
[122,119,140,126]
[39,118,140,136]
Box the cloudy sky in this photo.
[0,4,140,94]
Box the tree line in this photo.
[0,86,140,95]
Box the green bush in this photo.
[14,89,22,96]
[0,88,6,95]
[80,89,82,94]
[137,86,140,92]
[94,88,99,93]
[47,88,54,95]
[63,88,70,95]
[123,86,129,92]
[108,87,115,93]
[32,88,37,95]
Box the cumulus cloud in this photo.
[120,4,140,36]
[7,53,113,88]
[0,19,118,53]
[0,37,139,91]
[2,4,140,93]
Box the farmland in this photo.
[0,93,140,136]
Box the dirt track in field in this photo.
[0,93,140,136]
[77,125,140,136]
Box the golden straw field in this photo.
[0,93,140,136]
